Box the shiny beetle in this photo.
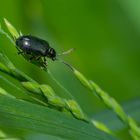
[16,35,56,65]
[16,35,74,69]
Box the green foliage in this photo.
[4,18,19,39]
[73,68,140,139]
[93,98,140,132]
[0,95,118,140]
[0,0,139,140]
[0,51,118,139]
[0,51,87,121]
[0,19,119,139]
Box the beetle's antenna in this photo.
[56,58,74,71]
[56,48,75,70]
[58,48,75,56]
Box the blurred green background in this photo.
[0,0,140,122]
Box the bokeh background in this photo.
[0,0,140,139]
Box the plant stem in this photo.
[46,68,75,100]
[73,68,140,139]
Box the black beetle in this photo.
[16,35,56,65]
[16,35,74,69]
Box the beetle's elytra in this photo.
[16,35,56,64]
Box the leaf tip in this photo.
[4,18,19,39]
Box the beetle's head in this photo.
[46,48,56,61]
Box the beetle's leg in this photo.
[29,56,35,60]
[18,51,24,55]
[43,57,48,66]
[43,57,46,61]
[28,52,37,60]
[16,46,20,51]
[29,55,41,61]
[44,61,48,66]
[36,56,41,60]
[16,47,23,55]
[26,51,32,55]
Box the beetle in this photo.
[15,35,74,69]
[16,35,56,65]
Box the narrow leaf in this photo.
[4,18,19,39]
[0,96,119,140]
[93,98,140,131]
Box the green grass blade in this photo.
[4,18,19,39]
[93,98,140,131]
[0,96,119,140]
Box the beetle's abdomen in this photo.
[16,35,50,56]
